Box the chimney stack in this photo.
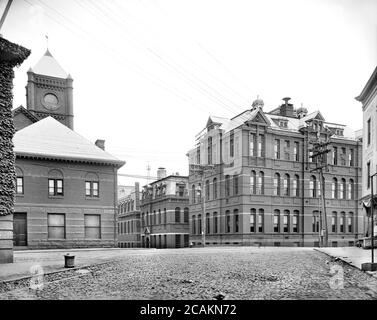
[157,167,167,180]
[280,97,294,117]
[95,139,105,150]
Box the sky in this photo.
[1,0,377,187]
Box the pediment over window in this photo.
[248,110,271,126]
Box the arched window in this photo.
[250,170,256,194]
[192,215,196,234]
[233,209,239,233]
[258,171,264,195]
[283,210,290,232]
[48,169,64,196]
[332,212,337,233]
[184,208,189,223]
[258,209,264,232]
[332,178,338,199]
[250,208,256,232]
[340,211,345,232]
[225,175,230,197]
[191,184,196,204]
[293,175,299,197]
[158,209,161,224]
[340,178,346,199]
[347,212,353,233]
[293,210,299,233]
[283,174,290,196]
[206,213,210,234]
[205,180,210,200]
[175,207,181,223]
[310,176,317,198]
[198,214,202,234]
[213,212,218,233]
[273,209,280,232]
[225,210,231,233]
[213,178,217,199]
[348,179,354,200]
[197,183,202,203]
[274,173,280,196]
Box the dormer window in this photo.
[279,120,288,128]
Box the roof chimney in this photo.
[280,97,294,117]
[95,139,105,150]
[157,167,167,180]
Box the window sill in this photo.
[48,195,64,199]
[15,194,24,198]
[85,197,100,201]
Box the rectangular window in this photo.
[84,214,101,239]
[175,209,180,223]
[49,179,63,196]
[274,139,280,159]
[48,213,65,239]
[233,175,239,195]
[208,136,212,164]
[294,142,299,161]
[213,213,218,234]
[367,117,371,145]
[258,134,264,157]
[196,147,200,164]
[230,132,234,157]
[341,148,346,166]
[284,140,290,160]
[86,181,99,197]
[225,175,230,197]
[249,133,255,156]
[333,147,338,165]
[347,216,353,233]
[367,162,371,189]
[16,177,24,194]
[349,149,354,166]
[206,214,210,234]
[163,209,167,224]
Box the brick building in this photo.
[356,65,377,237]
[11,49,125,249]
[187,98,363,247]
[140,168,190,248]
[117,183,141,248]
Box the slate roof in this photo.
[32,49,68,78]
[14,116,125,167]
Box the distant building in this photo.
[12,49,125,249]
[187,97,363,247]
[356,65,377,237]
[140,168,190,248]
[117,183,141,248]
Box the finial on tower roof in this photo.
[252,95,264,109]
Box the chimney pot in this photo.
[157,167,167,180]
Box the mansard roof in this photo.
[31,49,68,79]
[14,116,125,167]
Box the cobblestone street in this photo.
[1,247,377,300]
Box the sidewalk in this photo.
[0,247,150,283]
[315,247,377,277]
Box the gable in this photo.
[13,109,38,131]
[249,110,270,126]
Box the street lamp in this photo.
[362,173,377,271]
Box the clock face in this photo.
[43,93,60,111]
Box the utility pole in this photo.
[309,139,331,247]
[0,0,13,33]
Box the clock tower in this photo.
[26,49,74,129]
